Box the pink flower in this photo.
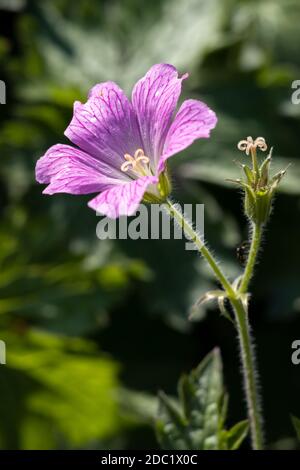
[36,64,217,218]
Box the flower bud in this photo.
[229,137,288,225]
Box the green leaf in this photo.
[156,348,224,450]
[291,415,300,441]
[156,392,188,450]
[226,420,249,450]
[181,348,223,450]
[156,349,249,450]
[33,0,225,92]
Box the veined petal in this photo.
[88,175,158,218]
[65,82,143,170]
[36,144,125,195]
[87,81,121,100]
[132,64,187,167]
[158,99,217,173]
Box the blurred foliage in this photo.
[0,0,300,450]
[0,330,120,449]
[291,415,300,442]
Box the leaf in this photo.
[156,349,249,450]
[156,348,224,450]
[0,221,151,335]
[226,420,249,450]
[156,392,188,450]
[128,0,224,82]
[291,415,300,441]
[33,0,225,92]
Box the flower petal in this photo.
[87,81,121,100]
[158,99,217,173]
[88,175,158,218]
[36,144,124,195]
[132,64,187,166]
[65,82,143,170]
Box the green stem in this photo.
[239,222,262,294]
[231,298,264,450]
[164,198,264,450]
[164,199,234,297]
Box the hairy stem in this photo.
[239,222,262,294]
[164,199,234,297]
[164,198,264,449]
[231,298,264,450]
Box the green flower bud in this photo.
[230,137,288,226]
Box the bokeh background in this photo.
[0,0,300,450]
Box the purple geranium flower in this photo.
[36,64,217,218]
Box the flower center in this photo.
[121,149,151,176]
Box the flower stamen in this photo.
[121,149,150,175]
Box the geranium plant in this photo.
[36,63,288,450]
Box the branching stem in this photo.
[164,199,264,450]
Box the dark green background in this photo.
[0,0,299,450]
